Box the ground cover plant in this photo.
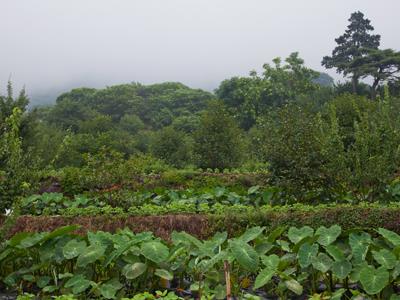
[1,225,400,299]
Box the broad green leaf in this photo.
[122,262,147,279]
[8,232,31,247]
[254,254,279,289]
[316,225,341,246]
[155,269,173,280]
[239,226,265,243]
[65,274,85,287]
[254,268,275,289]
[372,249,397,269]
[311,253,333,273]
[65,274,91,294]
[359,266,389,295]
[103,240,136,268]
[199,250,227,272]
[42,285,58,293]
[331,260,352,279]
[248,185,260,194]
[392,261,400,278]
[325,244,345,261]
[42,225,79,242]
[285,279,303,295]
[22,274,35,282]
[255,241,273,255]
[171,231,203,248]
[298,243,318,268]
[229,240,259,271]
[349,233,371,263]
[63,239,87,260]
[141,241,169,264]
[390,295,400,300]
[19,233,46,248]
[277,240,291,252]
[377,228,400,247]
[349,262,368,282]
[0,249,12,261]
[37,276,51,288]
[331,288,346,300]
[288,226,314,244]
[262,254,280,270]
[266,226,286,243]
[214,187,226,197]
[99,278,123,299]
[76,244,106,267]
[210,231,228,247]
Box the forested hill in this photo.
[48,82,215,131]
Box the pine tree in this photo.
[322,11,381,93]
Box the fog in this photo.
[1,0,400,104]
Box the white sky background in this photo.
[1,0,400,103]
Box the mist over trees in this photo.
[1,11,400,206]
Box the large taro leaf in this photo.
[239,226,265,243]
[76,244,106,268]
[325,244,346,262]
[262,254,280,270]
[37,276,51,288]
[171,231,203,249]
[8,232,31,247]
[254,268,275,289]
[207,231,227,249]
[63,239,87,260]
[88,231,113,249]
[349,261,369,282]
[18,233,46,249]
[103,240,136,268]
[122,262,147,279]
[288,226,314,244]
[331,260,352,279]
[141,241,169,264]
[316,225,341,246]
[0,248,12,262]
[331,288,346,300]
[198,250,227,273]
[254,255,280,289]
[349,232,371,263]
[266,226,286,243]
[284,279,303,295]
[155,269,173,280]
[311,253,333,273]
[359,265,389,295]
[42,225,80,243]
[254,240,274,255]
[229,240,259,271]
[64,274,91,294]
[372,249,397,269]
[298,242,318,268]
[377,228,400,247]
[99,278,123,299]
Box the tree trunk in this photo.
[371,78,380,100]
[224,260,232,300]
[352,76,359,94]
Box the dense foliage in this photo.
[2,9,400,208]
[3,225,400,299]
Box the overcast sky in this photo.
[1,0,400,104]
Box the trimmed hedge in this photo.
[2,204,400,240]
[208,205,400,237]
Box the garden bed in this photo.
[2,205,400,240]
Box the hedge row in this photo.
[2,205,400,240]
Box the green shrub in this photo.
[4,225,400,299]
